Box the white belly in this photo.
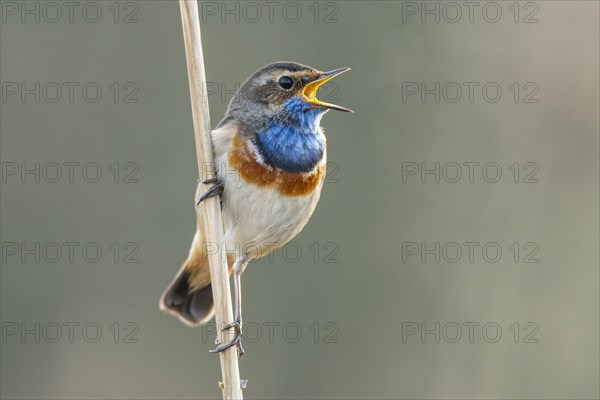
[218,155,324,260]
[207,124,325,260]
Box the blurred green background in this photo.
[1,1,598,399]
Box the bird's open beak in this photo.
[302,67,354,113]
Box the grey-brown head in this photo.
[220,61,352,132]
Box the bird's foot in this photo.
[196,178,224,206]
[210,319,244,357]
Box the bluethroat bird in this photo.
[160,61,352,355]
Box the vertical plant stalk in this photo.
[178,1,243,399]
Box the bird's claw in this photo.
[196,178,224,206]
[200,177,220,185]
[210,320,244,357]
[222,320,241,331]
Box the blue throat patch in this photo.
[253,97,326,173]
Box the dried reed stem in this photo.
[178,1,243,399]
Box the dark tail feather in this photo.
[160,270,215,326]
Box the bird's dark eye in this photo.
[301,76,311,85]
[278,76,293,90]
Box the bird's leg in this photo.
[196,177,223,206]
[210,255,248,357]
